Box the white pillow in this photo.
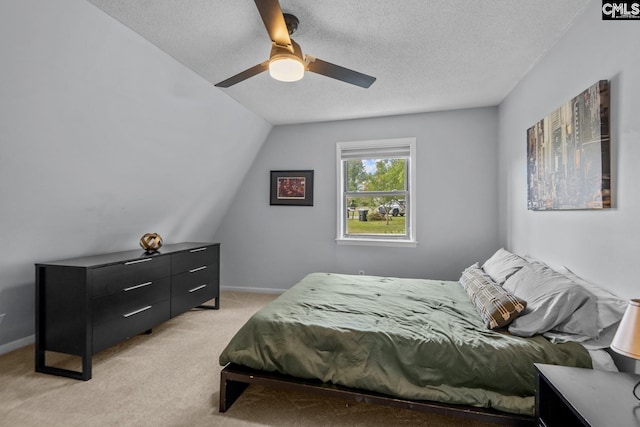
[545,322,621,350]
[504,262,598,338]
[559,266,627,331]
[515,257,602,339]
[481,248,527,285]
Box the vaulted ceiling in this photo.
[86,0,589,125]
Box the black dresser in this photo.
[35,242,219,380]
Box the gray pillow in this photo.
[481,248,527,285]
[460,265,527,329]
[504,263,598,338]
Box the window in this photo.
[336,138,416,246]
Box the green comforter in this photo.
[219,273,592,415]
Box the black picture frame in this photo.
[270,170,314,206]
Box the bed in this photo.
[218,249,627,425]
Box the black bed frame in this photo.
[219,364,535,426]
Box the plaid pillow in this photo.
[460,266,527,329]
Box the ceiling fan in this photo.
[215,0,376,89]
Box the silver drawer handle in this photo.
[189,266,207,273]
[124,281,152,292]
[188,284,207,293]
[189,247,207,253]
[125,258,152,265]
[123,305,152,318]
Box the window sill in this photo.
[336,238,418,248]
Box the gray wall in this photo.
[0,0,271,352]
[215,108,500,292]
[498,1,640,299]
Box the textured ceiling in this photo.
[86,0,589,125]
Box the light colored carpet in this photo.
[0,291,502,426]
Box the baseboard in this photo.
[0,334,34,356]
[221,285,285,295]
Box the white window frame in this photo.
[336,137,417,247]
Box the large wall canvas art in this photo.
[527,80,610,210]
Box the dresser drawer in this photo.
[92,277,170,325]
[171,245,218,275]
[91,256,171,297]
[93,298,170,353]
[171,268,217,316]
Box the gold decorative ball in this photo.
[140,233,163,252]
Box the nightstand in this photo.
[535,363,640,427]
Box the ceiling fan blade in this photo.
[306,58,376,88]
[254,0,292,48]
[214,61,269,88]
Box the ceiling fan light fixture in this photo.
[214,4,375,89]
[269,55,304,82]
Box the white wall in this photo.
[215,108,500,292]
[0,0,271,351]
[498,1,640,299]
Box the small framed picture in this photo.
[270,170,314,206]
